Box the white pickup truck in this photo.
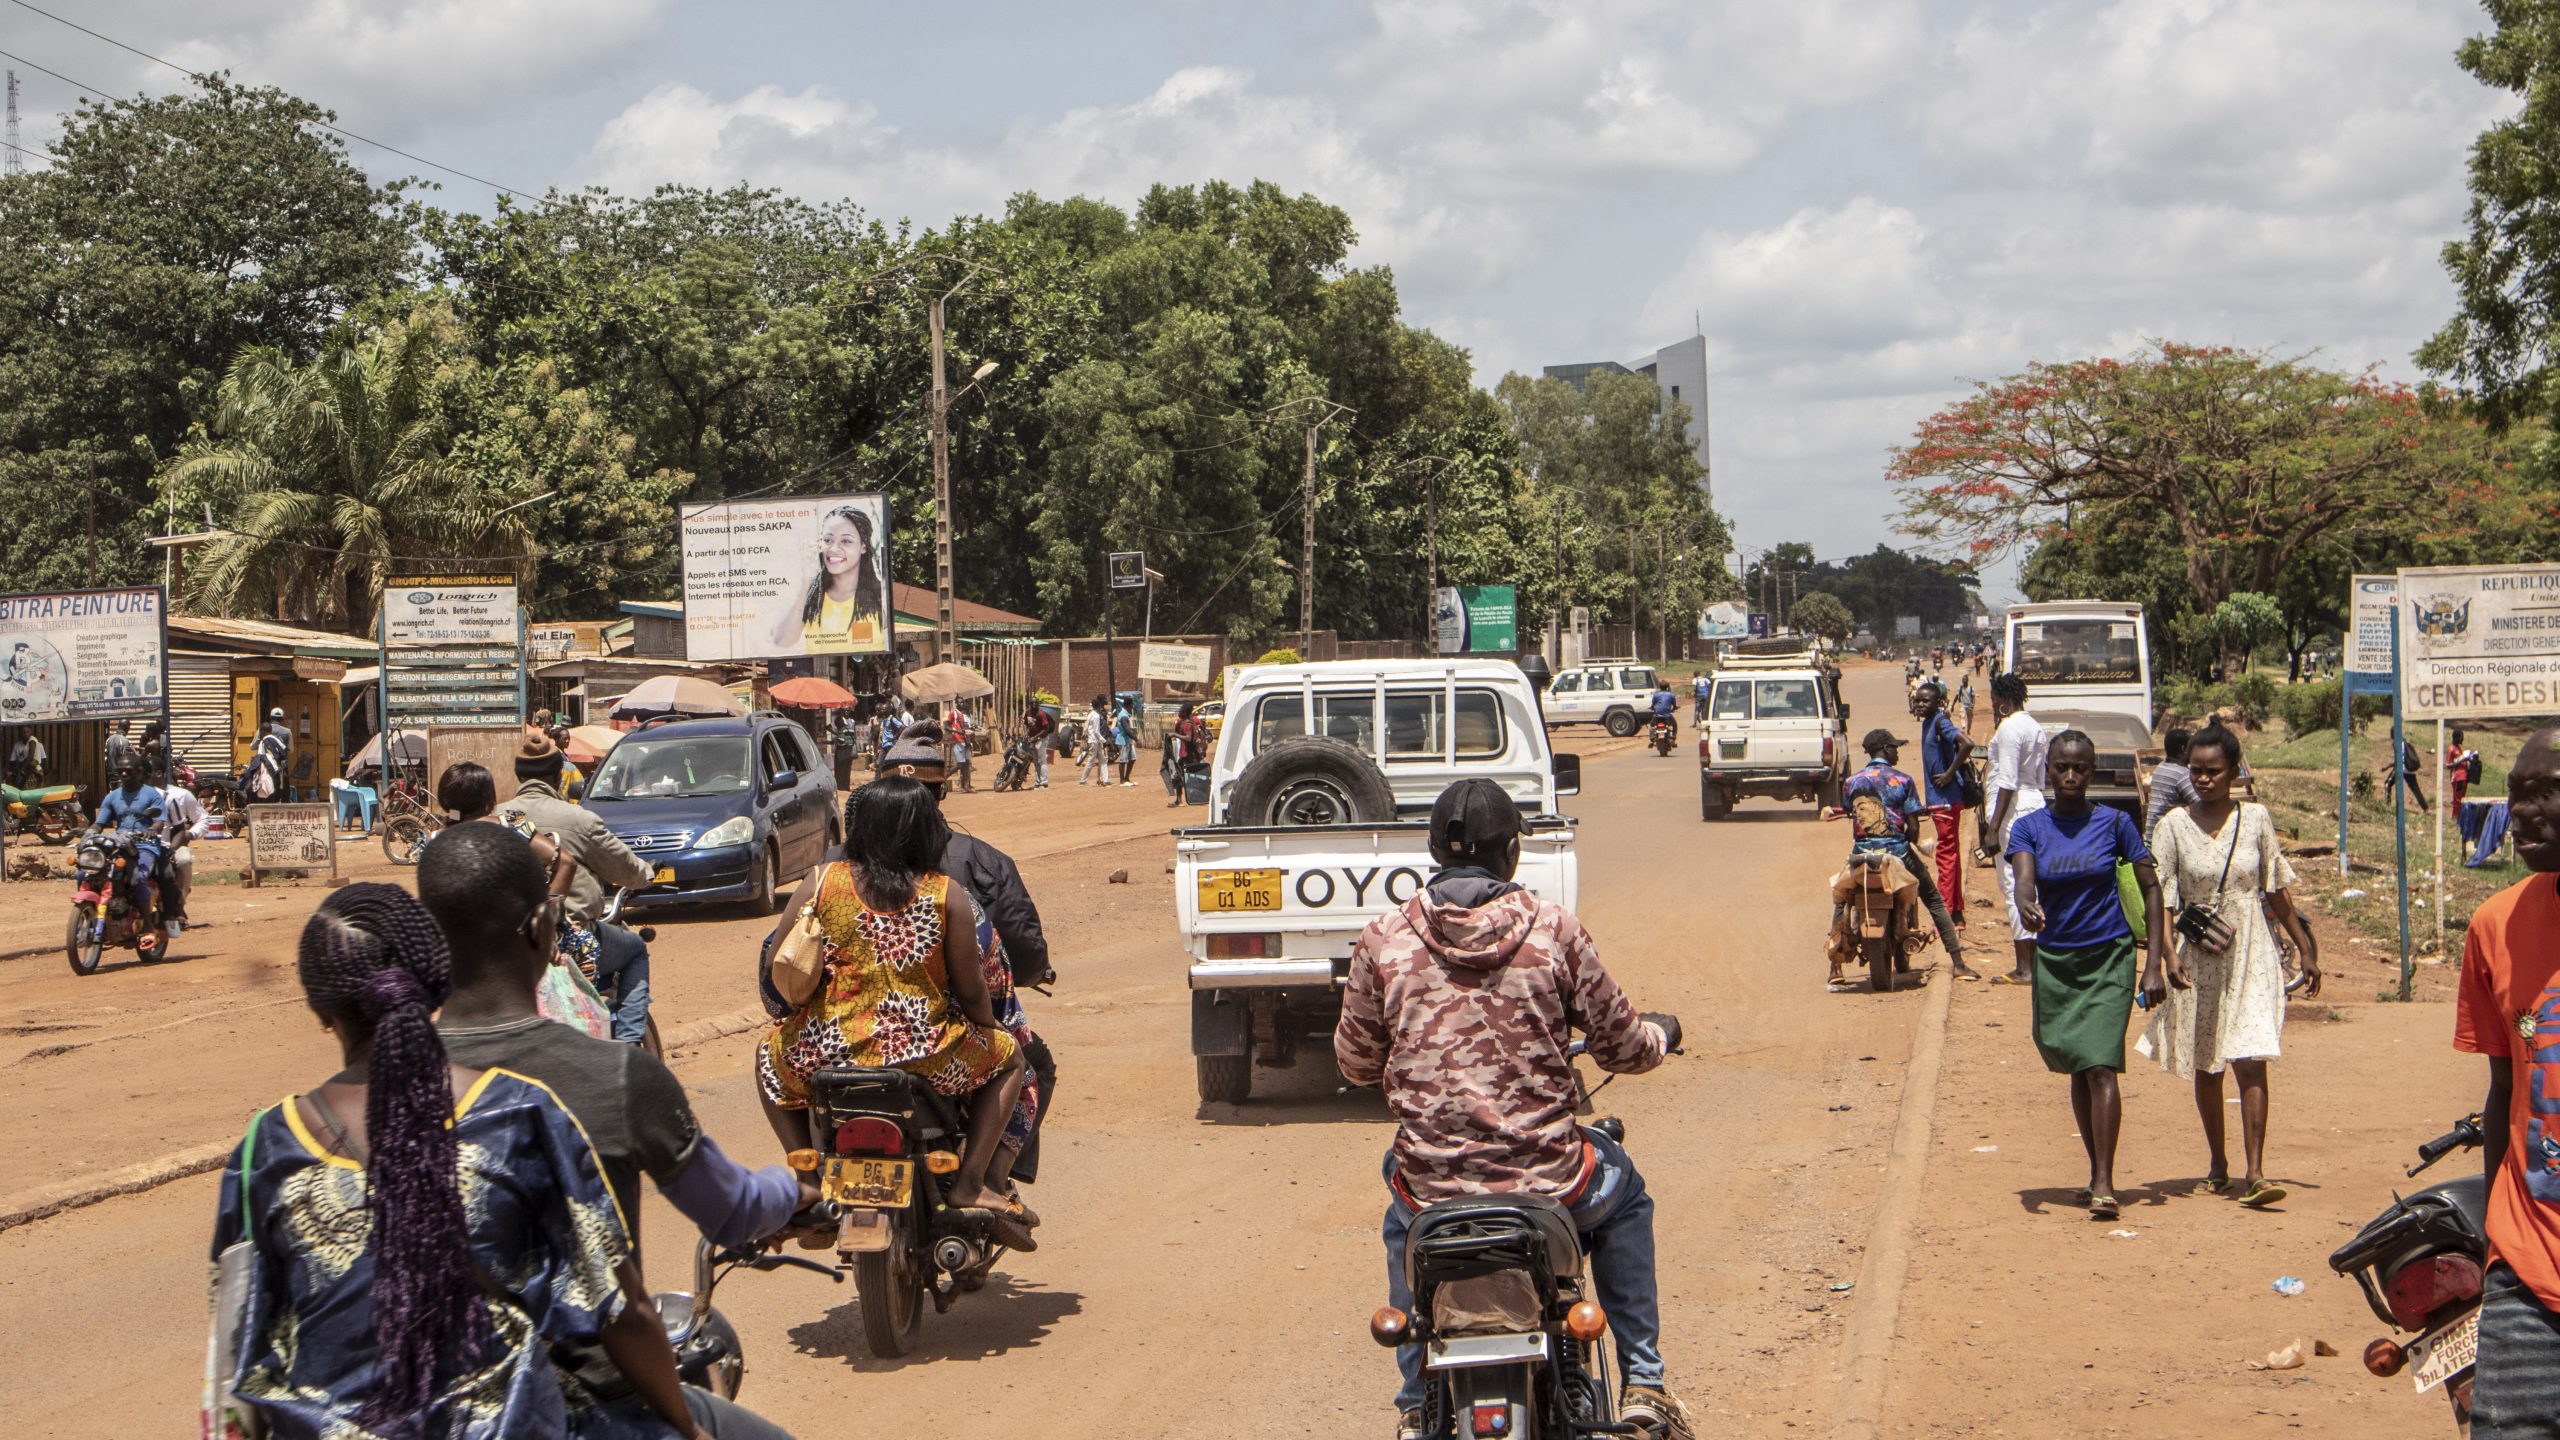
[1174,659,1581,1104]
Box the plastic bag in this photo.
[536,960,614,1039]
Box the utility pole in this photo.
[84,456,96,586]
[1293,399,1352,656]
[5,71,21,177]
[1422,460,1438,645]
[928,290,954,662]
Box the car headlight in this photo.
[694,816,754,849]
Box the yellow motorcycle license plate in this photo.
[1197,868,1282,913]
[823,1157,913,1208]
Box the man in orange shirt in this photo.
[2456,728,2560,1437]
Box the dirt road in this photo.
[0,660,2489,1436]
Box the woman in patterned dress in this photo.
[2140,723,2322,1208]
[210,882,785,1439]
[757,778,1029,1225]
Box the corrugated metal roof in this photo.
[169,613,377,659]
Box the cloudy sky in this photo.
[8,0,2515,600]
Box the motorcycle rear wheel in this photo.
[64,907,101,976]
[1863,932,1894,994]
[855,1242,924,1358]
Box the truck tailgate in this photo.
[1176,820,1577,983]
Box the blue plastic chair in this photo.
[330,781,379,833]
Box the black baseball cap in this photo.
[1429,779,1523,864]
[1862,727,1907,756]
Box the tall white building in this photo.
[1542,333,1713,504]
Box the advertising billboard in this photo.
[2397,564,2560,719]
[1696,601,1748,641]
[381,576,523,732]
[1138,642,1214,684]
[2344,573,2397,681]
[1434,586,1519,654]
[682,494,894,662]
[0,585,166,725]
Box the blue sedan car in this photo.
[582,713,839,912]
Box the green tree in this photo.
[2425,3,2560,426]
[1791,590,1855,646]
[0,75,415,588]
[2211,591,2285,673]
[161,306,537,628]
[1891,343,2511,620]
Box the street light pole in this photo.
[929,289,954,662]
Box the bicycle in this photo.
[377,767,446,865]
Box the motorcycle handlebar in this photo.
[2409,1114,2486,1177]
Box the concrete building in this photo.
[1543,332,1713,503]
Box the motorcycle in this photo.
[599,887,664,1058]
[4,781,84,845]
[993,738,1036,793]
[65,829,171,975]
[656,1231,842,1400]
[2330,1114,2488,1429]
[1647,714,1677,757]
[1367,1029,1683,1440]
[788,1066,1027,1358]
[1842,849,1915,994]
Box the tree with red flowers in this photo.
[1888,343,2516,623]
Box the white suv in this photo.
[1542,660,1661,737]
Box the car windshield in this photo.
[2011,619,2141,684]
[585,735,753,800]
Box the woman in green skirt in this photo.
[2005,730,2177,1220]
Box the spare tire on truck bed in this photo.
[1224,735,1396,826]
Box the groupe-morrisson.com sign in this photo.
[2399,564,2560,719]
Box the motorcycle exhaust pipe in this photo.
[934,1235,982,1273]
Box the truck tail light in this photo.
[1207,933,1282,959]
[1821,735,1836,766]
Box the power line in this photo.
[3,1,535,199]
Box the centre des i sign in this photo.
[2396,564,2560,719]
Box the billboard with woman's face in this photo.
[679,494,894,661]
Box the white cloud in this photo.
[21,0,671,140]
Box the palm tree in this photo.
[162,305,535,629]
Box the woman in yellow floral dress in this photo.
[757,777,1027,1220]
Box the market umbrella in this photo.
[897,662,995,704]
[563,724,625,766]
[344,730,426,779]
[769,675,858,709]
[610,675,745,719]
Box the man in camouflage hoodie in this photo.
[1336,779,1691,1440]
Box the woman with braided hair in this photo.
[210,882,782,1438]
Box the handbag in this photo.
[2171,810,2244,955]
[768,862,838,1007]
[203,1115,267,1440]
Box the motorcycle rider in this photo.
[423,822,817,1267]
[87,757,166,919]
[862,725,1059,1180]
[502,733,658,1043]
[1336,779,1692,1440]
[1834,728,1965,988]
[1648,680,1679,734]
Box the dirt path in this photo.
[0,664,1943,1435]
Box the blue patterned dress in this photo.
[209,1070,677,1439]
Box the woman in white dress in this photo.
[2143,722,2322,1208]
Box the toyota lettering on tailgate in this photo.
[1287,865,1427,909]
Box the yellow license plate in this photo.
[652,866,676,884]
[822,1156,913,1208]
[1197,868,1282,913]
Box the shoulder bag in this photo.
[768,862,839,1007]
[203,1115,268,1440]
[2171,811,2242,955]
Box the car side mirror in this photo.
[1552,753,1582,798]
[1839,703,1851,721]
[767,769,799,792]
